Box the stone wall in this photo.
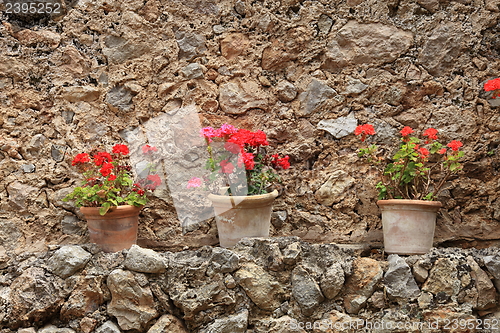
[2,238,500,332]
[1,0,500,251]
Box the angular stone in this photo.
[384,255,420,301]
[343,258,383,314]
[172,0,219,15]
[317,114,358,139]
[210,248,240,273]
[169,281,235,321]
[21,164,36,173]
[60,276,106,321]
[219,79,268,114]
[0,55,30,80]
[38,326,76,333]
[106,85,134,112]
[298,79,338,116]
[321,310,364,332]
[344,77,368,95]
[51,144,67,162]
[261,40,295,70]
[220,33,249,60]
[315,170,355,206]
[18,328,36,333]
[0,218,23,251]
[175,31,207,60]
[413,259,430,283]
[9,267,66,326]
[271,210,288,229]
[323,21,413,70]
[124,245,167,273]
[147,314,189,333]
[79,317,97,333]
[6,181,39,211]
[62,86,101,102]
[292,266,325,316]
[234,263,285,311]
[318,14,334,34]
[9,28,61,49]
[422,258,460,297]
[46,246,92,278]
[181,63,204,79]
[102,36,150,64]
[276,80,297,102]
[320,262,345,299]
[282,242,302,265]
[27,134,47,156]
[467,256,496,310]
[416,0,440,13]
[95,321,121,333]
[107,269,158,331]
[484,254,500,294]
[418,22,471,76]
[61,215,83,235]
[203,310,248,333]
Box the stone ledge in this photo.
[1,238,500,332]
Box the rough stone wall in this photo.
[1,0,500,252]
[2,238,500,332]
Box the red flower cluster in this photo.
[194,123,291,195]
[354,124,376,142]
[145,174,162,190]
[423,128,438,141]
[227,129,269,148]
[238,152,255,170]
[400,126,414,137]
[93,152,113,166]
[484,78,500,99]
[447,140,463,151]
[220,160,235,173]
[271,154,290,170]
[112,144,129,155]
[416,147,430,160]
[72,153,90,166]
[142,144,158,154]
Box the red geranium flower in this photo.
[271,154,290,170]
[72,153,90,166]
[108,174,117,181]
[400,126,414,137]
[99,162,114,177]
[220,160,235,173]
[224,142,241,154]
[438,148,447,154]
[447,140,463,151]
[423,128,438,141]
[142,145,158,154]
[484,78,500,92]
[94,152,113,166]
[112,144,129,155]
[354,124,376,142]
[417,147,430,159]
[238,152,255,170]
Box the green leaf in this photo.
[99,202,111,216]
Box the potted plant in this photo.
[355,124,464,254]
[63,144,161,252]
[187,123,290,247]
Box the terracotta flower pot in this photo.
[377,199,442,255]
[80,205,142,253]
[208,190,279,248]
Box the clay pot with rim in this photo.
[377,199,442,255]
[207,190,279,248]
[80,205,142,253]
